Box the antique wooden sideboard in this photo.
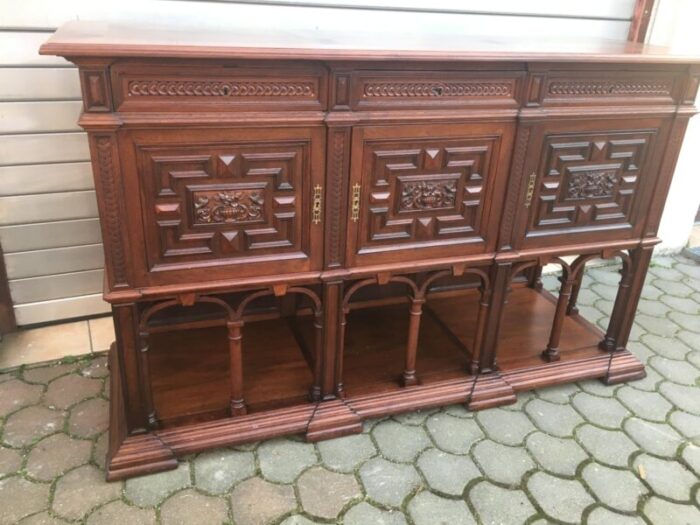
[41,22,700,480]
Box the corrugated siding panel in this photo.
[0,0,636,325]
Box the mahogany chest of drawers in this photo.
[41,22,700,480]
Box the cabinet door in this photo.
[345,123,514,267]
[121,127,324,286]
[511,117,671,250]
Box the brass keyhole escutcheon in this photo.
[524,172,537,208]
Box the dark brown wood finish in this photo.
[40,22,700,480]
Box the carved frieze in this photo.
[127,79,316,98]
[193,190,264,224]
[548,80,672,97]
[363,81,512,98]
[566,169,618,200]
[400,180,457,210]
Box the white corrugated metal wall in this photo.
[0,0,637,326]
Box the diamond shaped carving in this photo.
[356,137,495,252]
[138,141,306,267]
[527,130,654,235]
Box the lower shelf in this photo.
[108,286,645,480]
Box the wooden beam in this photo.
[628,0,655,43]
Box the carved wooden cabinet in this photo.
[41,22,700,480]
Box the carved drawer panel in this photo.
[337,70,521,110]
[346,123,513,266]
[512,118,671,249]
[122,127,324,285]
[111,62,327,112]
[527,70,681,107]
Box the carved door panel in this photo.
[511,117,671,250]
[346,123,514,267]
[120,127,325,286]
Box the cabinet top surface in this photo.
[40,20,700,65]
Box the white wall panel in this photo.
[5,244,104,280]
[0,162,93,197]
[13,294,110,326]
[9,269,103,303]
[0,219,102,252]
[0,68,81,101]
[0,132,89,166]
[0,101,82,133]
[0,190,98,226]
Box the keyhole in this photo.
[432,86,444,96]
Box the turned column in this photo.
[566,270,586,315]
[600,245,654,352]
[542,271,576,362]
[227,320,247,416]
[477,260,513,373]
[470,283,491,375]
[310,308,323,401]
[402,297,425,387]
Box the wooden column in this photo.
[113,303,151,434]
[310,308,323,401]
[322,280,343,399]
[542,272,576,362]
[470,283,491,375]
[478,260,513,373]
[401,297,425,387]
[566,270,586,316]
[601,245,654,352]
[227,320,247,416]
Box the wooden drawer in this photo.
[527,69,682,107]
[111,61,328,112]
[345,122,515,267]
[336,70,522,110]
[118,126,325,286]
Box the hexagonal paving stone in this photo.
[416,448,479,496]
[640,283,664,301]
[316,433,375,472]
[669,410,700,440]
[636,298,672,317]
[86,501,156,525]
[624,417,683,458]
[279,516,324,525]
[392,408,437,425]
[230,477,296,525]
[535,383,580,404]
[659,381,700,415]
[670,310,700,332]
[650,356,700,386]
[257,438,317,483]
[92,432,108,470]
[469,481,536,525]
[526,432,588,476]
[634,314,679,337]
[575,425,638,468]
[297,467,360,519]
[0,379,43,417]
[582,463,647,512]
[525,398,583,437]
[527,472,594,524]
[43,374,102,410]
[0,446,22,476]
[476,408,535,446]
[626,365,663,392]
[426,413,483,454]
[359,457,421,508]
[615,386,673,422]
[643,496,700,524]
[655,279,695,298]
[589,268,623,286]
[660,295,700,314]
[159,489,230,525]
[80,356,110,379]
[2,406,65,447]
[682,444,700,476]
[0,476,50,525]
[675,262,700,279]
[640,334,692,360]
[343,502,407,525]
[25,433,91,481]
[633,454,697,502]
[628,341,654,363]
[372,420,431,462]
[571,392,630,429]
[67,398,109,438]
[472,440,534,486]
[22,363,77,384]
[586,506,645,525]
[577,378,616,397]
[590,283,618,301]
[407,491,476,525]
[52,465,122,520]
[124,463,191,507]
[193,449,254,494]
[678,329,700,351]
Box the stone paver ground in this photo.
[1,254,700,524]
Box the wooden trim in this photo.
[628,0,655,43]
[0,242,17,334]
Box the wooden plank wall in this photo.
[0,0,636,325]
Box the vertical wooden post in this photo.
[566,270,586,315]
[112,303,150,434]
[137,329,159,429]
[601,245,653,352]
[322,280,343,399]
[401,297,425,387]
[310,308,323,401]
[477,260,513,373]
[543,273,575,362]
[227,320,247,416]
[470,283,491,375]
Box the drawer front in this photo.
[121,127,324,285]
[528,70,681,107]
[341,70,521,110]
[511,117,671,250]
[346,123,514,267]
[111,62,327,112]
